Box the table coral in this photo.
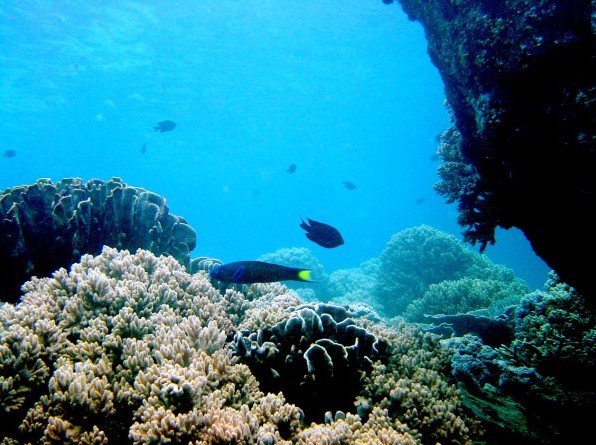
[0,177,196,303]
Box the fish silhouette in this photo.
[153,120,176,132]
[2,149,16,158]
[300,217,344,248]
[287,163,297,173]
[343,180,356,190]
[209,261,314,283]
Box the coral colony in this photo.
[1,0,594,443]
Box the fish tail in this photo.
[296,269,317,282]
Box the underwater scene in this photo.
[1,1,594,444]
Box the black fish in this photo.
[2,149,17,158]
[343,180,356,190]
[141,143,147,154]
[287,163,297,173]
[300,217,344,248]
[209,260,314,284]
[153,120,176,132]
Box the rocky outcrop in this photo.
[394,0,595,299]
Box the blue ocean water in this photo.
[0,0,549,289]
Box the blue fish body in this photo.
[209,260,314,284]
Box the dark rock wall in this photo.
[397,0,595,298]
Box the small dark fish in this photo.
[342,180,356,190]
[2,149,17,158]
[209,260,314,284]
[287,163,297,173]
[153,120,176,132]
[415,196,427,205]
[141,143,147,154]
[300,217,344,248]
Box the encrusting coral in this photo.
[0,177,196,303]
[0,247,480,444]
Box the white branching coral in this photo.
[0,246,479,444]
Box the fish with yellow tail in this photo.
[209,260,316,284]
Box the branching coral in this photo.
[0,177,196,303]
[375,225,475,316]
[326,258,381,312]
[438,272,596,443]
[360,322,482,444]
[0,247,481,444]
[403,276,528,322]
[0,247,264,444]
[512,272,596,378]
[434,126,498,250]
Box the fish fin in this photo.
[299,216,310,231]
[296,269,318,282]
[306,217,324,228]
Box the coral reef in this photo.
[403,276,528,322]
[0,177,196,303]
[374,225,527,317]
[326,258,381,311]
[439,272,596,443]
[422,310,515,348]
[511,272,596,383]
[232,303,388,423]
[360,322,481,444]
[0,247,480,444]
[396,0,595,298]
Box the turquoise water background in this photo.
[0,0,549,289]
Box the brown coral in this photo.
[0,247,481,444]
[0,177,196,303]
